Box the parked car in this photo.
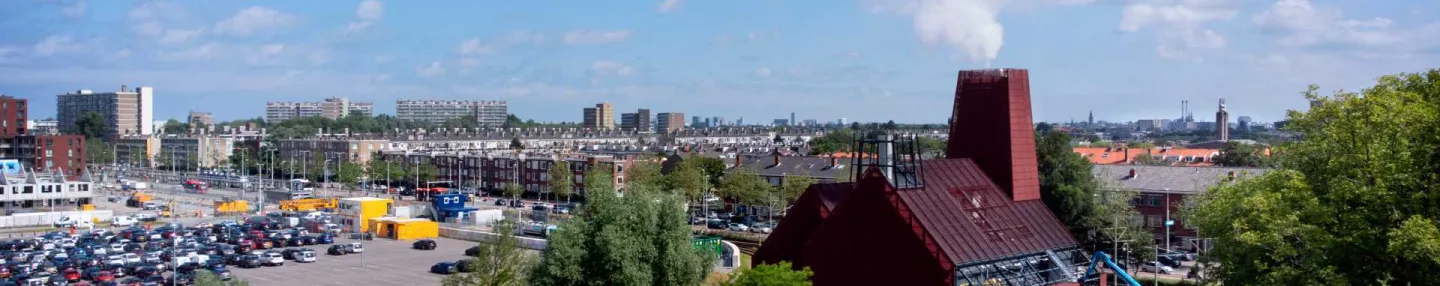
[261,253,284,266]
[1139,261,1174,274]
[464,246,481,257]
[236,255,262,268]
[727,223,749,232]
[326,245,348,256]
[748,222,775,234]
[295,250,316,263]
[412,240,437,250]
[348,243,364,254]
[430,262,458,275]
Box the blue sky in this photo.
[1,0,1436,124]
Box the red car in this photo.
[0,267,10,278]
[63,268,82,282]
[95,271,115,282]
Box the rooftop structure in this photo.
[755,68,1083,286]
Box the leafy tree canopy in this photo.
[74,111,107,139]
[1184,70,1440,285]
[722,262,813,286]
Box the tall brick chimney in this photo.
[946,68,1041,202]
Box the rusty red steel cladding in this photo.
[947,68,1041,202]
[801,168,953,286]
[753,183,852,267]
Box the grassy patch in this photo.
[740,253,752,270]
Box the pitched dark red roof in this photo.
[753,183,852,266]
[898,158,1077,266]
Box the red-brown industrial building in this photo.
[754,69,1086,286]
[0,95,87,180]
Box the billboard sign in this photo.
[0,159,21,175]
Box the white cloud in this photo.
[658,0,681,13]
[245,44,285,65]
[214,6,296,37]
[33,35,80,56]
[590,60,636,77]
[63,1,87,17]
[563,30,632,45]
[458,58,482,68]
[158,28,203,45]
[1118,0,1238,60]
[417,61,446,78]
[865,0,1006,63]
[308,51,330,65]
[1254,0,1435,51]
[458,38,492,55]
[753,68,773,78]
[128,2,186,37]
[507,30,547,45]
[345,0,384,35]
[160,42,221,61]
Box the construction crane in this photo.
[1081,251,1141,286]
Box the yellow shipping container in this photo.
[337,197,393,233]
[214,200,248,214]
[371,217,439,240]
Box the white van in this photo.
[112,216,138,227]
[53,216,94,229]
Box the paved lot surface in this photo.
[229,237,475,286]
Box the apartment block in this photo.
[582,102,615,129]
[29,120,58,135]
[0,96,27,137]
[276,138,389,164]
[656,112,685,133]
[395,100,507,126]
[157,136,234,170]
[116,136,161,167]
[619,108,652,132]
[381,152,628,197]
[56,86,154,138]
[266,97,372,122]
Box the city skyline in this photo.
[1,0,1436,124]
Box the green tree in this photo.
[1125,141,1155,149]
[718,169,770,207]
[1042,129,1117,248]
[549,160,573,203]
[667,162,708,203]
[193,269,250,286]
[85,140,114,165]
[771,174,814,220]
[510,138,524,150]
[444,219,535,286]
[337,161,365,188]
[723,262,813,286]
[529,169,713,286]
[504,183,524,201]
[155,150,175,171]
[74,111,107,139]
[806,129,856,155]
[915,136,947,158]
[626,161,666,192]
[1212,141,1271,167]
[162,119,188,134]
[686,157,727,187]
[1184,72,1440,284]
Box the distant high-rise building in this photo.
[396,99,507,126]
[1136,119,1164,131]
[656,112,685,132]
[1237,116,1252,131]
[802,119,819,126]
[1087,110,1094,127]
[691,116,701,127]
[714,116,725,127]
[266,97,371,123]
[620,108,652,132]
[773,119,789,126]
[790,112,795,127]
[737,117,744,126]
[582,102,615,129]
[57,85,154,138]
[187,111,213,132]
[1215,98,1229,141]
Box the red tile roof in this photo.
[1073,147,1221,167]
[898,159,1077,265]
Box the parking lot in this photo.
[230,237,475,286]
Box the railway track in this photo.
[732,240,760,255]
